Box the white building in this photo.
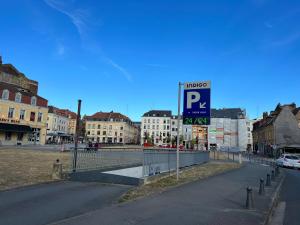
[46,106,70,144]
[141,110,172,145]
[170,116,183,142]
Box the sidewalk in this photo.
[52,162,282,225]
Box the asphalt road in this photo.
[0,181,130,225]
[54,163,278,225]
[279,168,300,225]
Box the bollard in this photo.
[266,174,271,187]
[52,159,63,180]
[271,170,275,181]
[246,186,254,209]
[259,178,265,195]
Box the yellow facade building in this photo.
[0,57,48,145]
[85,112,139,144]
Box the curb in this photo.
[263,172,286,225]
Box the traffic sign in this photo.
[183,81,211,125]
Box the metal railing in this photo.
[143,149,210,177]
[71,148,143,172]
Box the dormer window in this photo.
[31,96,37,106]
[2,89,9,100]
[15,92,22,103]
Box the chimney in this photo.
[0,55,2,65]
[263,112,268,119]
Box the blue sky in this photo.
[0,0,300,121]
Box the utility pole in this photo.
[73,99,82,172]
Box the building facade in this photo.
[252,103,300,156]
[85,111,139,144]
[0,57,48,145]
[46,106,76,144]
[207,108,253,151]
[141,110,172,145]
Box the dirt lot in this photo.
[0,148,71,191]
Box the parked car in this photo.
[276,154,300,169]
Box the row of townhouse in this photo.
[141,109,254,150]
[0,56,77,146]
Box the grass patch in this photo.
[0,149,71,191]
[119,161,241,203]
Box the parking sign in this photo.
[183,81,211,125]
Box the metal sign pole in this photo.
[73,99,82,172]
[177,82,182,181]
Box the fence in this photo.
[71,148,143,172]
[143,149,210,177]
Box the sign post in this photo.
[176,81,211,181]
[176,82,182,181]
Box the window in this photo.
[2,89,9,100]
[20,110,25,120]
[92,124,95,129]
[103,131,106,135]
[97,131,100,135]
[109,125,112,130]
[87,131,90,135]
[37,112,43,122]
[120,126,123,130]
[152,119,155,123]
[152,125,155,129]
[98,125,101,129]
[88,124,91,129]
[30,112,35,122]
[120,133,123,136]
[15,92,22,103]
[5,132,12,140]
[119,138,123,143]
[31,96,37,106]
[157,119,159,123]
[8,108,14,118]
[148,119,150,123]
[115,131,118,136]
[17,133,24,141]
[157,125,159,129]
[247,127,250,132]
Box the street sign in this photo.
[183,81,211,125]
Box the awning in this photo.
[0,123,32,132]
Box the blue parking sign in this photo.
[183,81,211,125]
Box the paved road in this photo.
[54,163,280,225]
[0,181,130,225]
[279,168,300,225]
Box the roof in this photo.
[85,111,132,123]
[253,103,298,131]
[211,108,245,119]
[143,110,172,117]
[48,106,76,118]
[0,63,38,94]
